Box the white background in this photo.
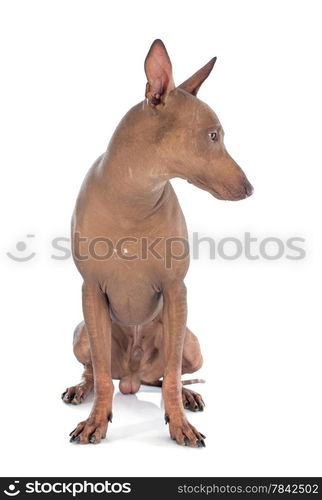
[1,0,321,477]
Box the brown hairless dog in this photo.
[63,40,253,447]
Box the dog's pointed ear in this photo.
[178,57,217,96]
[144,39,175,106]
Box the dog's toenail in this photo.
[108,412,113,423]
[200,433,206,439]
[164,415,169,424]
[89,434,96,443]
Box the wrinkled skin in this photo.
[63,40,253,447]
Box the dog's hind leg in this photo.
[61,321,94,405]
[143,379,205,412]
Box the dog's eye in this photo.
[208,132,217,142]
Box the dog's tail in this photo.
[143,378,206,387]
[182,378,206,386]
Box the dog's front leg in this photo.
[70,282,114,444]
[162,280,205,447]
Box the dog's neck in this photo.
[97,101,174,221]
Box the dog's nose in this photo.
[244,180,254,197]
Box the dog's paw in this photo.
[61,382,93,405]
[182,387,205,412]
[166,413,206,448]
[69,412,112,445]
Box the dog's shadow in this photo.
[84,385,166,443]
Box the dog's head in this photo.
[144,39,253,201]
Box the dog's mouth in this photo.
[188,178,253,201]
[187,178,225,200]
[188,178,235,201]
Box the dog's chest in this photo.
[102,272,163,326]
